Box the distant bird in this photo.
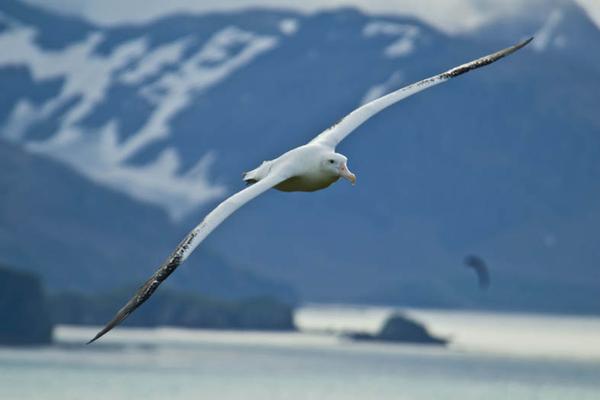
[88,37,532,344]
[463,255,491,289]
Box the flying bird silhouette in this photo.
[88,37,532,344]
[463,255,491,289]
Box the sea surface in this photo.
[1,306,599,400]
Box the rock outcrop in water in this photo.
[347,313,447,345]
[0,266,53,345]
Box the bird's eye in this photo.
[328,159,335,164]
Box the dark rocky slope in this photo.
[0,266,53,345]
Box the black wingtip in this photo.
[85,221,193,344]
[85,287,144,345]
[519,36,534,49]
[496,35,534,59]
[85,270,166,344]
[490,36,534,63]
[86,334,101,345]
[86,313,127,344]
[87,322,119,344]
[441,36,534,80]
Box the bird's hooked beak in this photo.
[339,162,356,185]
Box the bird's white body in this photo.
[244,144,346,192]
[88,37,533,344]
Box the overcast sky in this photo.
[22,0,600,33]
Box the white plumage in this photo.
[88,37,532,344]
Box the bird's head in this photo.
[321,153,356,185]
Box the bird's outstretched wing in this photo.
[87,170,291,344]
[310,37,533,149]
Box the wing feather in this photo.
[310,37,533,149]
[87,171,290,344]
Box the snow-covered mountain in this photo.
[1,0,600,313]
[1,3,287,219]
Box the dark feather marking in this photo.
[87,230,199,344]
[440,37,533,80]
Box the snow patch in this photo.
[360,71,404,105]
[120,38,190,84]
[363,21,411,37]
[120,26,278,161]
[363,21,420,58]
[384,34,418,58]
[0,27,146,139]
[533,9,564,52]
[279,18,299,35]
[25,121,226,221]
[2,99,37,141]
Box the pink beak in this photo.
[339,162,356,185]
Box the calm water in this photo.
[1,307,599,400]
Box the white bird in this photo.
[88,37,532,344]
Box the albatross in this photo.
[88,37,532,344]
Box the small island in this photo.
[346,313,447,346]
[0,266,53,345]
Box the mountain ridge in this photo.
[1,0,599,313]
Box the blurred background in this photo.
[1,0,599,398]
